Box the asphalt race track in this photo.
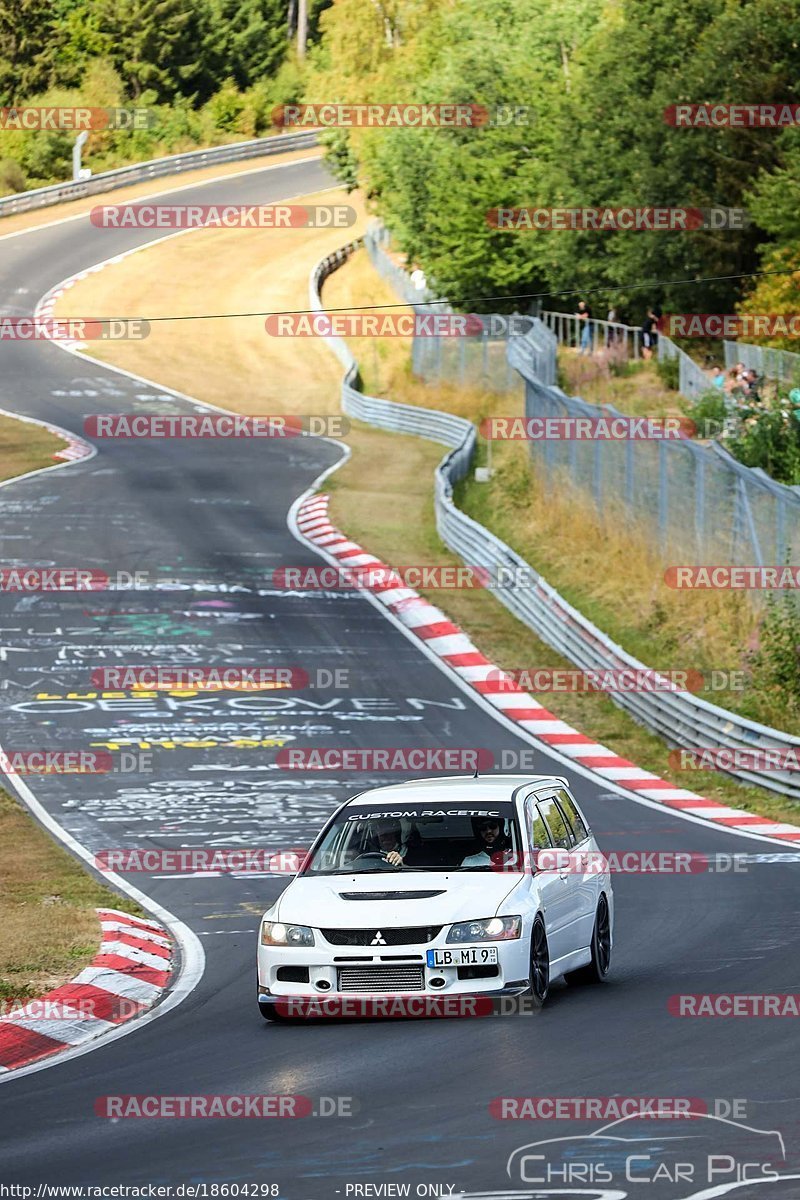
[0,155,799,1200]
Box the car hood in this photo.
[273,872,522,927]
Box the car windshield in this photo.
[302,802,522,875]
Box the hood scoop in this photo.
[338,890,446,901]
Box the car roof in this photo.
[344,774,567,807]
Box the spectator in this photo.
[576,300,592,355]
[744,369,761,401]
[410,267,427,293]
[641,307,658,360]
[711,366,726,390]
[605,304,618,347]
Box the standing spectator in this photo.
[576,300,592,355]
[605,304,617,347]
[410,267,427,293]
[641,307,659,360]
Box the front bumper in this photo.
[257,932,530,1001]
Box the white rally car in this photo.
[256,774,613,1018]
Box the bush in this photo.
[655,352,680,391]
[685,389,728,440]
[751,593,800,715]
[727,396,800,485]
[321,130,359,191]
[0,159,26,196]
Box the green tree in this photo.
[92,0,215,101]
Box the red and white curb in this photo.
[0,908,172,1073]
[48,423,92,463]
[296,493,800,845]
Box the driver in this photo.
[461,816,513,868]
[374,819,407,868]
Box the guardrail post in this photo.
[695,452,706,555]
[625,438,635,509]
[658,440,668,550]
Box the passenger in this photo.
[461,817,513,868]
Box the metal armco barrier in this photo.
[311,241,800,802]
[0,131,319,218]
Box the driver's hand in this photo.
[384,850,404,867]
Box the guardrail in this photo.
[541,310,644,361]
[0,130,319,218]
[311,241,800,802]
[658,333,715,399]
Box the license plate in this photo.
[426,946,499,968]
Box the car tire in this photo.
[259,1000,297,1023]
[529,915,550,1006]
[565,894,612,986]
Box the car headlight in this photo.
[261,920,315,947]
[447,916,522,943]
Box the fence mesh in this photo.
[515,332,800,564]
[364,223,800,565]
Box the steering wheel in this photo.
[337,851,399,872]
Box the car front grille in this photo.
[337,965,425,993]
[321,926,441,947]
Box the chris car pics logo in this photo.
[506,1111,787,1194]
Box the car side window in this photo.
[538,795,574,849]
[526,798,552,849]
[557,789,589,843]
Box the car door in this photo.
[524,794,576,965]
[534,793,585,963]
[554,788,600,947]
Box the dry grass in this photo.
[55,186,363,413]
[557,347,683,417]
[51,201,800,827]
[0,791,144,1000]
[0,414,65,478]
